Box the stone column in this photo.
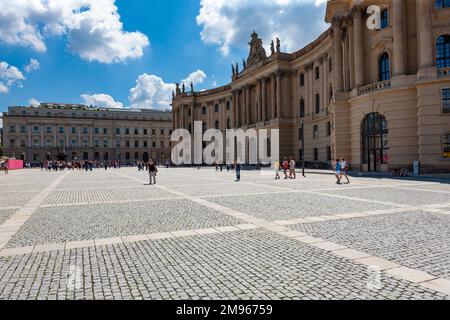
[261,78,267,122]
[271,75,276,119]
[353,8,364,86]
[393,0,406,75]
[245,86,250,125]
[276,73,282,119]
[418,0,434,69]
[332,18,344,91]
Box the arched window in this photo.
[436,35,450,68]
[435,0,450,9]
[379,52,390,81]
[362,113,389,172]
[215,120,219,129]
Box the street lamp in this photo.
[301,120,305,178]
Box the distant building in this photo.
[1,103,173,164]
[172,0,450,173]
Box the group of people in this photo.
[274,158,297,180]
[39,160,123,171]
[334,158,350,184]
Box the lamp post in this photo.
[301,120,305,177]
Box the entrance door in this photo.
[362,113,389,172]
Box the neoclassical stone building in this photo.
[172,0,450,173]
[1,103,172,164]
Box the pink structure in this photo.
[6,159,24,170]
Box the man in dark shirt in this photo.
[148,160,158,185]
[235,160,241,182]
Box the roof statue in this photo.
[190,82,194,92]
[246,31,267,67]
[270,40,275,55]
[276,37,281,53]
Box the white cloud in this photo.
[0,0,150,64]
[196,0,328,56]
[24,59,40,73]
[0,61,25,94]
[81,93,124,109]
[129,70,207,110]
[181,70,207,87]
[28,98,41,107]
[129,74,175,110]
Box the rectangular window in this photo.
[72,127,76,134]
[161,141,165,148]
[315,67,320,80]
[47,126,52,134]
[116,128,121,135]
[380,8,388,29]
[103,128,108,135]
[299,100,305,118]
[94,140,99,147]
[315,94,320,114]
[9,125,16,133]
[134,129,139,135]
[144,141,148,148]
[298,128,303,140]
[20,125,26,133]
[33,126,39,133]
[21,140,26,147]
[215,105,219,113]
[135,140,139,148]
[152,129,156,136]
[71,139,77,147]
[9,139,15,147]
[314,148,319,161]
[116,139,121,148]
[435,0,450,9]
[125,128,130,135]
[299,74,305,87]
[83,127,88,134]
[126,140,130,148]
[59,127,64,134]
[143,129,148,135]
[443,88,450,113]
[443,133,450,158]
[94,128,99,135]
[313,125,319,138]
[104,140,109,148]
[161,129,165,135]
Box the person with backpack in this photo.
[148,159,158,185]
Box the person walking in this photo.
[274,160,281,180]
[289,158,296,180]
[235,160,241,182]
[335,159,342,184]
[148,160,158,185]
[339,158,350,184]
[282,158,289,179]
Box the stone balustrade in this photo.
[358,80,392,96]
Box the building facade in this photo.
[1,103,172,164]
[172,0,450,173]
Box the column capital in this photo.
[351,6,365,19]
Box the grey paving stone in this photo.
[291,211,450,279]
[6,200,242,247]
[0,230,445,300]
[207,192,396,221]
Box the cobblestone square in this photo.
[0,168,450,300]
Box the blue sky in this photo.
[0,0,328,115]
